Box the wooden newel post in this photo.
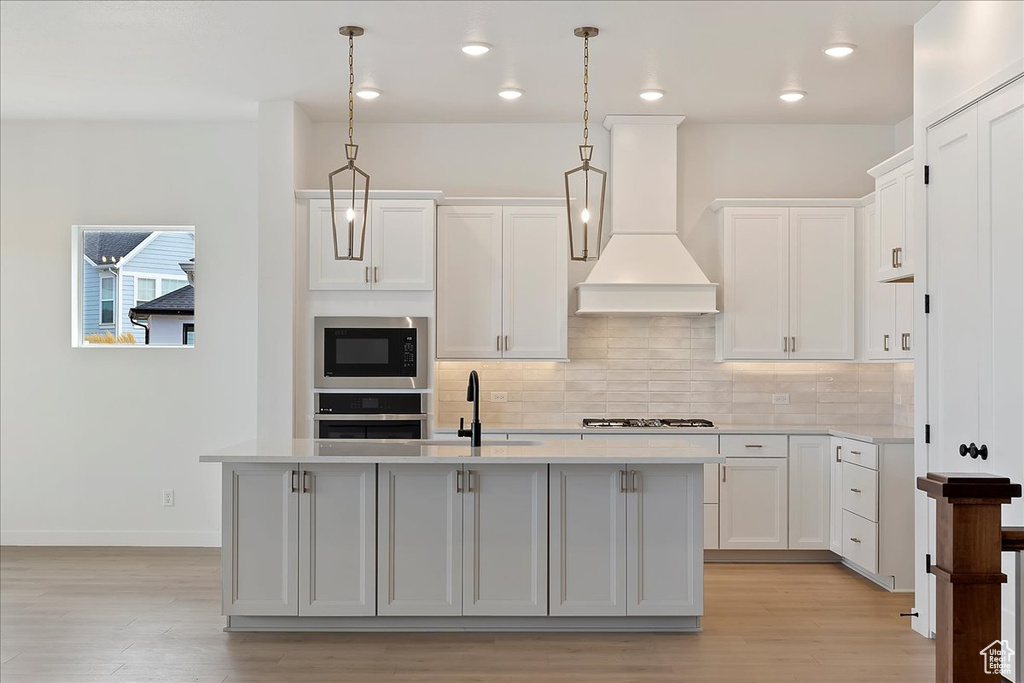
[917,473,1022,683]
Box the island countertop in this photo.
[201,438,725,465]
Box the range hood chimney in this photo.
[575,115,718,315]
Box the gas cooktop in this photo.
[581,418,715,429]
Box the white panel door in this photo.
[788,436,831,550]
[788,207,856,359]
[926,105,981,475]
[371,200,435,290]
[977,76,1024,660]
[377,465,463,616]
[308,198,372,290]
[626,465,703,616]
[463,465,547,616]
[223,465,298,616]
[719,457,789,549]
[436,206,504,359]
[549,465,627,616]
[723,207,790,359]
[501,206,568,359]
[298,465,376,616]
[894,283,914,358]
[829,437,844,555]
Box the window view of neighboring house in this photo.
[81,229,195,346]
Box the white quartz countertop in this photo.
[431,423,914,444]
[201,438,725,465]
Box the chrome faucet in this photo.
[457,370,482,447]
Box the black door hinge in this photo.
[925,424,931,444]
[925,553,932,574]
[924,294,930,314]
[924,165,930,185]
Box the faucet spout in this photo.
[458,370,483,447]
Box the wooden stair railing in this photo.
[917,473,1021,683]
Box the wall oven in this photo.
[314,316,428,390]
[314,393,426,440]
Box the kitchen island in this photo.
[201,438,723,632]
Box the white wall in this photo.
[894,115,914,150]
[0,121,258,546]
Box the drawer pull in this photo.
[744,444,763,448]
[850,537,862,544]
[850,488,862,493]
[849,450,862,455]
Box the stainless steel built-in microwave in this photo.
[314,317,428,390]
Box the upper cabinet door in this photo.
[723,207,790,360]
[436,206,504,359]
[893,282,914,359]
[309,198,372,290]
[875,160,914,282]
[501,206,568,360]
[865,202,897,360]
[370,200,435,291]
[788,207,855,359]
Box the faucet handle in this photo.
[457,417,469,437]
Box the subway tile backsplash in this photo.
[435,316,914,428]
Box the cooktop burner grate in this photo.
[581,418,715,429]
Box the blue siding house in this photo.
[82,230,195,343]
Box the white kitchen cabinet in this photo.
[868,149,914,283]
[626,465,703,615]
[829,436,844,555]
[721,206,854,360]
[377,465,463,616]
[309,198,435,291]
[222,464,299,616]
[787,436,830,550]
[298,465,376,616]
[549,465,627,616]
[863,197,914,360]
[462,465,547,616]
[437,204,568,360]
[719,456,789,549]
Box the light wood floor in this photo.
[0,547,933,683]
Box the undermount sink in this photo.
[413,439,543,447]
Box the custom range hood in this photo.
[576,115,718,315]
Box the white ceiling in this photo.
[0,0,937,124]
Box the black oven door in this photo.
[317,419,424,441]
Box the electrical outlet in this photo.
[771,394,790,405]
[895,394,903,406]
[162,489,174,507]
[490,392,508,403]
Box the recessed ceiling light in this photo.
[823,43,857,58]
[498,88,524,100]
[640,89,665,101]
[779,90,806,102]
[356,88,381,100]
[462,42,492,56]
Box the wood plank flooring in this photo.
[0,547,933,682]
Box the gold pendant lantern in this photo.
[564,27,607,262]
[328,26,371,261]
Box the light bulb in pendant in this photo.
[581,207,591,224]
[346,207,355,223]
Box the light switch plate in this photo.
[771,394,790,405]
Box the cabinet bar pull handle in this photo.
[849,450,861,455]
[884,334,890,352]
[504,335,509,351]
[850,537,861,543]
[783,336,788,352]
[892,248,898,269]
[850,488,862,493]
[619,469,628,493]
[630,469,641,493]
[895,247,903,268]
[302,471,311,494]
[290,470,298,493]
[364,266,370,283]
[466,470,475,493]
[745,444,763,448]
[722,466,727,483]
[902,333,911,351]
[373,266,379,283]
[836,445,842,463]
[496,335,501,351]
[791,337,796,353]
[455,469,463,493]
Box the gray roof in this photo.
[83,231,152,265]
[129,285,194,317]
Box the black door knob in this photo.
[968,442,979,459]
[959,443,969,457]
[978,444,988,460]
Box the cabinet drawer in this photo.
[841,439,878,470]
[841,462,879,522]
[842,510,878,574]
[704,464,719,503]
[704,504,719,550]
[720,434,788,457]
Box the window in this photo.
[183,323,195,346]
[161,278,188,296]
[136,277,156,303]
[100,276,115,325]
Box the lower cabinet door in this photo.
[626,465,703,616]
[299,465,376,616]
[223,464,299,616]
[549,465,627,616]
[378,465,463,616]
[788,436,830,549]
[462,465,547,616]
[719,457,789,549]
[829,437,844,554]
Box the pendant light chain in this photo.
[582,35,589,150]
[329,26,370,261]
[348,33,355,148]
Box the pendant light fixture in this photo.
[564,27,607,262]
[328,26,371,261]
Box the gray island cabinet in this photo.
[201,439,723,631]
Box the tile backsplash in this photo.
[436,316,914,429]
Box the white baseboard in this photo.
[0,530,221,547]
